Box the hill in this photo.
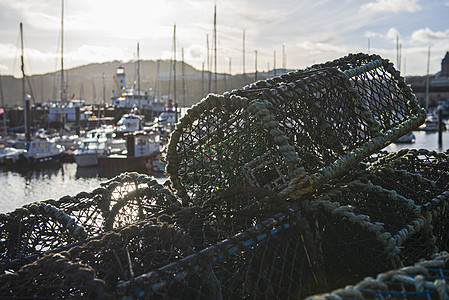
[0,60,268,108]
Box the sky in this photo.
[0,0,448,78]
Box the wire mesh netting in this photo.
[2,53,449,299]
[167,53,426,205]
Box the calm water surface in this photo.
[1,130,448,214]
[0,163,167,213]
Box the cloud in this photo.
[385,28,400,41]
[296,41,347,54]
[411,28,449,43]
[360,0,421,13]
[364,28,400,42]
[0,63,9,74]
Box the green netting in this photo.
[167,53,426,205]
[306,252,449,299]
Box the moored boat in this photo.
[98,131,161,174]
[73,138,106,167]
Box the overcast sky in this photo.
[0,0,448,78]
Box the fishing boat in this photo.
[115,109,144,136]
[111,62,165,114]
[98,131,161,174]
[73,126,126,167]
[23,139,65,164]
[73,138,107,167]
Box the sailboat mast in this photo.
[0,70,6,137]
[213,5,217,94]
[182,48,186,107]
[425,46,431,110]
[173,25,177,123]
[20,23,31,141]
[254,50,258,81]
[137,42,141,110]
[242,29,246,85]
[61,0,64,102]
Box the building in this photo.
[409,52,449,112]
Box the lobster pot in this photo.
[167,53,426,204]
[0,187,323,299]
[167,96,294,205]
[306,252,449,300]
[0,218,194,299]
[0,173,178,273]
[0,203,87,272]
[303,179,437,291]
[52,173,177,236]
[116,205,324,300]
[365,149,449,253]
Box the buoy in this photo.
[145,160,153,170]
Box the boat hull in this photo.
[98,153,158,173]
[74,154,99,167]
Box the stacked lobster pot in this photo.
[167,53,426,205]
[3,54,449,299]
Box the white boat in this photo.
[25,139,65,164]
[73,138,107,167]
[50,133,80,151]
[111,66,165,113]
[116,111,144,135]
[153,109,181,125]
[0,146,26,165]
[74,126,126,167]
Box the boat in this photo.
[417,113,445,132]
[111,64,165,114]
[23,139,65,164]
[43,99,91,128]
[153,109,181,125]
[394,131,415,143]
[98,131,161,174]
[0,146,26,165]
[73,138,107,167]
[73,126,126,167]
[115,109,144,136]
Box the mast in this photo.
[242,29,246,85]
[0,70,6,137]
[182,47,186,107]
[274,51,277,76]
[137,42,141,111]
[213,5,217,93]
[20,23,31,141]
[60,0,65,134]
[60,0,65,103]
[207,34,211,93]
[201,61,205,97]
[155,59,160,100]
[282,44,286,69]
[102,73,105,119]
[173,24,178,123]
[229,57,231,82]
[254,50,258,81]
[425,46,431,111]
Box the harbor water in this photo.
[0,163,167,213]
[0,130,448,214]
